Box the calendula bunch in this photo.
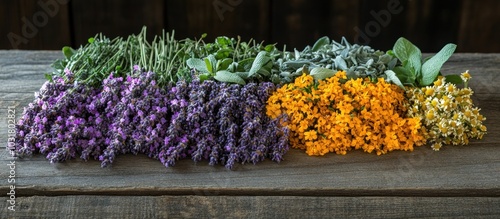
[267,71,425,156]
[406,71,487,151]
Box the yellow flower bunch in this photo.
[406,71,487,151]
[266,71,426,156]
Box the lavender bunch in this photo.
[15,68,290,169]
[98,73,126,167]
[158,80,190,167]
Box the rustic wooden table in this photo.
[0,51,499,218]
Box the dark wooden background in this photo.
[2,0,500,52]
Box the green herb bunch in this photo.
[386,37,463,88]
[278,36,398,82]
[50,27,207,87]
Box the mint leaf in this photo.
[214,71,246,85]
[264,44,275,52]
[311,36,330,52]
[421,43,457,86]
[216,36,231,47]
[310,67,336,80]
[62,46,74,59]
[249,51,269,77]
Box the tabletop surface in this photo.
[0,51,499,218]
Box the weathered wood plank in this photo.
[0,51,499,198]
[1,196,500,219]
[0,144,498,197]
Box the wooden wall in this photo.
[2,0,500,52]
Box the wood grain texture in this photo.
[0,0,72,50]
[166,0,271,44]
[1,196,500,219]
[271,0,360,50]
[70,0,165,48]
[0,51,499,217]
[459,0,500,52]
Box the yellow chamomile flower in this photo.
[406,73,486,151]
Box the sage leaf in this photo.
[216,58,233,71]
[392,66,414,85]
[235,72,249,80]
[237,58,254,72]
[249,51,269,77]
[312,36,330,52]
[408,51,421,79]
[294,49,300,60]
[421,43,457,86]
[393,37,420,63]
[186,58,209,73]
[204,54,217,73]
[385,70,405,89]
[214,70,246,85]
[334,56,347,70]
[310,67,336,80]
[258,68,271,76]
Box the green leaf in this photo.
[237,58,255,72]
[257,68,271,76]
[310,67,336,80]
[393,37,420,63]
[88,37,95,44]
[249,51,269,77]
[236,72,250,80]
[216,58,233,71]
[215,49,232,60]
[62,46,74,59]
[421,43,457,86]
[216,36,231,47]
[392,66,415,85]
[44,73,53,82]
[444,74,464,85]
[408,51,421,79]
[186,58,209,73]
[199,73,211,82]
[384,70,405,89]
[214,71,246,85]
[204,55,217,73]
[311,36,330,52]
[386,49,395,57]
[264,44,275,52]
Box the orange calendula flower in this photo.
[266,71,426,156]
